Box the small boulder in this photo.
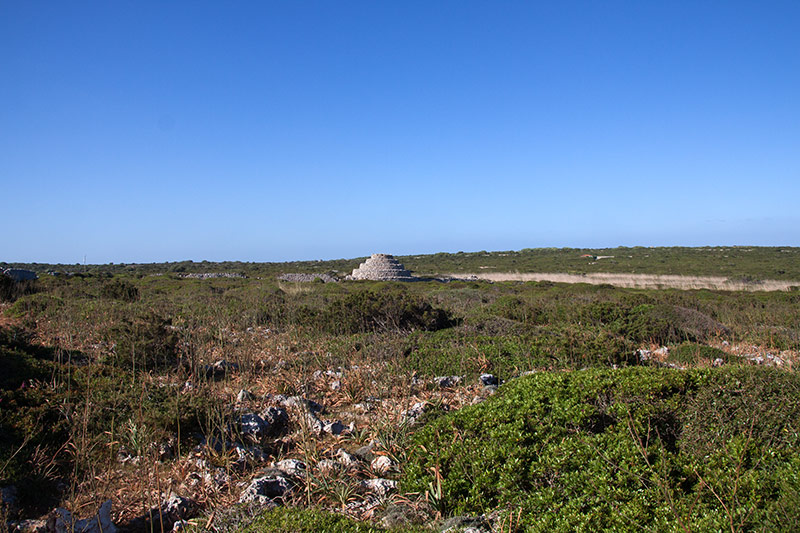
[204,360,239,380]
[273,459,306,478]
[371,455,394,474]
[240,413,269,442]
[334,448,358,467]
[48,500,116,533]
[316,459,342,475]
[401,402,431,424]
[322,420,350,436]
[236,389,255,403]
[239,475,291,505]
[261,406,289,436]
[360,478,397,496]
[433,376,463,388]
[479,374,499,387]
[281,396,323,414]
[122,494,197,533]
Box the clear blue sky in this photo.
[2,1,799,264]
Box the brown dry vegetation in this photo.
[463,272,798,291]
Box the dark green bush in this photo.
[488,294,545,324]
[320,289,454,334]
[614,303,691,344]
[100,279,140,302]
[579,301,626,325]
[104,311,179,371]
[529,324,636,368]
[253,288,288,325]
[5,293,61,318]
[666,342,730,366]
[0,328,53,391]
[0,329,71,516]
[403,367,800,531]
[0,276,37,302]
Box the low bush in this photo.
[103,311,179,371]
[666,342,730,366]
[100,279,140,302]
[0,276,37,302]
[403,366,800,531]
[0,329,71,515]
[5,293,61,319]
[319,289,454,335]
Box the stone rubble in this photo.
[360,478,397,496]
[120,494,197,533]
[178,273,245,279]
[273,459,306,478]
[433,375,464,388]
[238,475,291,505]
[277,273,338,283]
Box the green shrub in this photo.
[400,329,537,378]
[100,279,140,302]
[403,367,800,531]
[0,329,71,516]
[0,328,53,391]
[5,293,61,319]
[320,289,454,334]
[0,276,37,302]
[666,342,730,366]
[528,325,635,368]
[488,294,545,324]
[104,311,179,371]
[614,303,691,344]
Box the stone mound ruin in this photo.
[348,254,417,281]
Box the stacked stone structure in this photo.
[348,254,416,281]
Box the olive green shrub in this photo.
[403,367,800,531]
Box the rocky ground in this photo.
[3,317,794,532]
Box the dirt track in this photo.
[458,272,798,291]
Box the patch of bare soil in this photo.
[460,272,798,291]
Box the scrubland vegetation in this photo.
[1,247,799,531]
